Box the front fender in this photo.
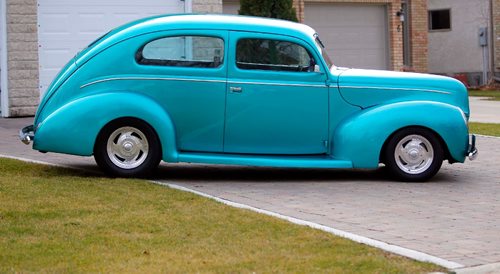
[33,92,178,162]
[332,101,469,168]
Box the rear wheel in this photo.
[384,128,444,182]
[94,118,161,177]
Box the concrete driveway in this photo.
[469,96,500,123]
[1,116,499,270]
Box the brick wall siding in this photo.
[192,0,223,13]
[6,0,39,117]
[409,0,428,72]
[389,0,404,71]
[493,0,500,73]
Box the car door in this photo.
[224,31,329,155]
[133,30,228,152]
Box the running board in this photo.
[177,152,353,169]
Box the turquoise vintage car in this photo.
[20,14,477,181]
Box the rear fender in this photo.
[33,92,178,162]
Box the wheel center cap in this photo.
[123,142,134,152]
[409,149,419,159]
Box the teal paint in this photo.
[28,14,472,172]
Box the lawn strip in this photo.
[469,122,500,137]
[0,157,445,273]
[469,90,500,101]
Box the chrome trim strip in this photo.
[228,81,327,88]
[80,77,226,89]
[81,77,328,89]
[339,85,452,95]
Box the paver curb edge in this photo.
[152,181,465,270]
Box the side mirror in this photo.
[314,64,321,73]
[308,58,323,74]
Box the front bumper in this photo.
[19,125,35,145]
[467,134,478,161]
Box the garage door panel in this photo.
[304,3,388,70]
[339,50,385,66]
[38,0,185,95]
[40,48,73,68]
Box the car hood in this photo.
[336,69,470,117]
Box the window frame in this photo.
[235,37,317,73]
[428,9,452,32]
[135,35,225,68]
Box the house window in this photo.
[428,9,451,31]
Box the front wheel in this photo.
[384,128,444,182]
[94,118,161,177]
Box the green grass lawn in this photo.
[0,158,445,273]
[469,122,500,137]
[468,89,500,101]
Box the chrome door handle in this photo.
[230,86,242,93]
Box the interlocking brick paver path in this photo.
[163,140,500,267]
[2,117,499,267]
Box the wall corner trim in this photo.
[0,0,9,118]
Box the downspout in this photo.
[0,0,9,117]
[489,0,495,83]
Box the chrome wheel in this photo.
[106,126,149,169]
[394,134,434,175]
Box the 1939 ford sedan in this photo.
[20,14,477,181]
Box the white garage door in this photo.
[304,3,388,70]
[38,0,185,95]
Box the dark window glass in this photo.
[429,9,451,31]
[236,39,314,72]
[137,36,224,68]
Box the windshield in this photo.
[314,34,334,69]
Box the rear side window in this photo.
[236,39,313,72]
[136,36,224,68]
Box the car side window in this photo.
[136,36,224,68]
[236,38,314,72]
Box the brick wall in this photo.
[293,0,302,21]
[409,0,428,72]
[192,0,223,13]
[388,0,404,71]
[6,0,39,117]
[493,0,500,73]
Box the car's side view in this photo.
[20,14,477,181]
